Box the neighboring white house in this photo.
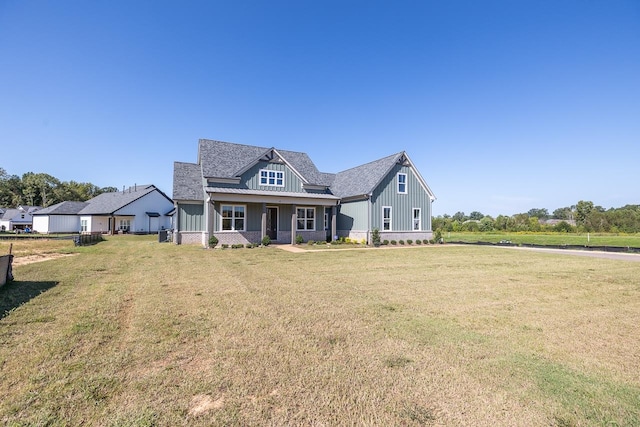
[30,185,173,234]
[77,185,174,234]
[32,201,89,234]
[0,206,41,232]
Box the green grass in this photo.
[444,231,640,247]
[1,235,639,426]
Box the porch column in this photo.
[261,203,267,241]
[331,205,337,242]
[291,205,297,245]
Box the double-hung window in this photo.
[221,205,245,231]
[118,219,130,232]
[413,208,421,231]
[297,207,315,231]
[383,206,392,231]
[80,219,87,232]
[397,173,407,194]
[260,169,284,187]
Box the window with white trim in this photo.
[118,219,130,232]
[260,169,284,187]
[397,173,407,194]
[80,219,87,232]
[383,206,392,231]
[413,208,421,231]
[221,205,246,231]
[297,207,315,231]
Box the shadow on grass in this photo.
[0,280,59,319]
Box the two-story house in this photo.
[172,139,436,246]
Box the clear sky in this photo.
[1,1,638,217]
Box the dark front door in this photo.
[267,207,278,240]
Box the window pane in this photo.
[307,220,314,230]
[222,206,233,218]
[297,208,305,218]
[297,219,305,230]
[222,218,232,230]
[235,206,245,217]
[306,208,314,219]
[234,218,244,230]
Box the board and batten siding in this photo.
[337,200,369,232]
[33,215,81,233]
[178,203,204,231]
[371,164,432,232]
[240,161,305,193]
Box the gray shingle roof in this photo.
[33,201,89,215]
[78,185,160,215]
[173,162,204,201]
[331,152,403,198]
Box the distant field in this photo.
[1,235,639,426]
[443,231,640,247]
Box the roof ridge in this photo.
[336,152,402,174]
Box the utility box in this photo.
[0,254,14,287]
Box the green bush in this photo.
[208,235,219,247]
[221,244,229,249]
[406,239,413,245]
[415,239,422,245]
[399,240,405,245]
[372,228,381,247]
[295,234,304,244]
[261,236,271,246]
[382,240,389,245]
[245,243,253,248]
[307,240,315,245]
[390,240,397,245]
[423,239,430,244]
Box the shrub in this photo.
[232,244,244,249]
[295,234,304,244]
[307,240,315,245]
[415,239,422,245]
[399,240,405,245]
[208,235,219,247]
[261,236,271,246]
[406,239,413,245]
[330,240,338,245]
[423,239,429,244]
[382,239,389,245]
[390,240,397,245]
[245,243,253,249]
[221,243,229,249]
[372,228,381,247]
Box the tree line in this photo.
[0,168,117,208]
[433,201,640,233]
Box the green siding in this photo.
[178,203,204,231]
[213,202,263,231]
[371,164,432,231]
[337,200,368,231]
[241,161,304,193]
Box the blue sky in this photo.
[1,1,638,217]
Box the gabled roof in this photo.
[331,153,403,198]
[1,206,41,221]
[173,162,204,201]
[32,201,89,215]
[332,151,436,200]
[198,139,332,186]
[78,185,171,215]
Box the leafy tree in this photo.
[527,208,549,219]
[452,211,466,222]
[469,211,484,220]
[575,200,594,226]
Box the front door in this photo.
[266,207,278,240]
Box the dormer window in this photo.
[397,173,407,194]
[260,169,284,187]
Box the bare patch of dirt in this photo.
[12,253,77,266]
[188,394,225,417]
